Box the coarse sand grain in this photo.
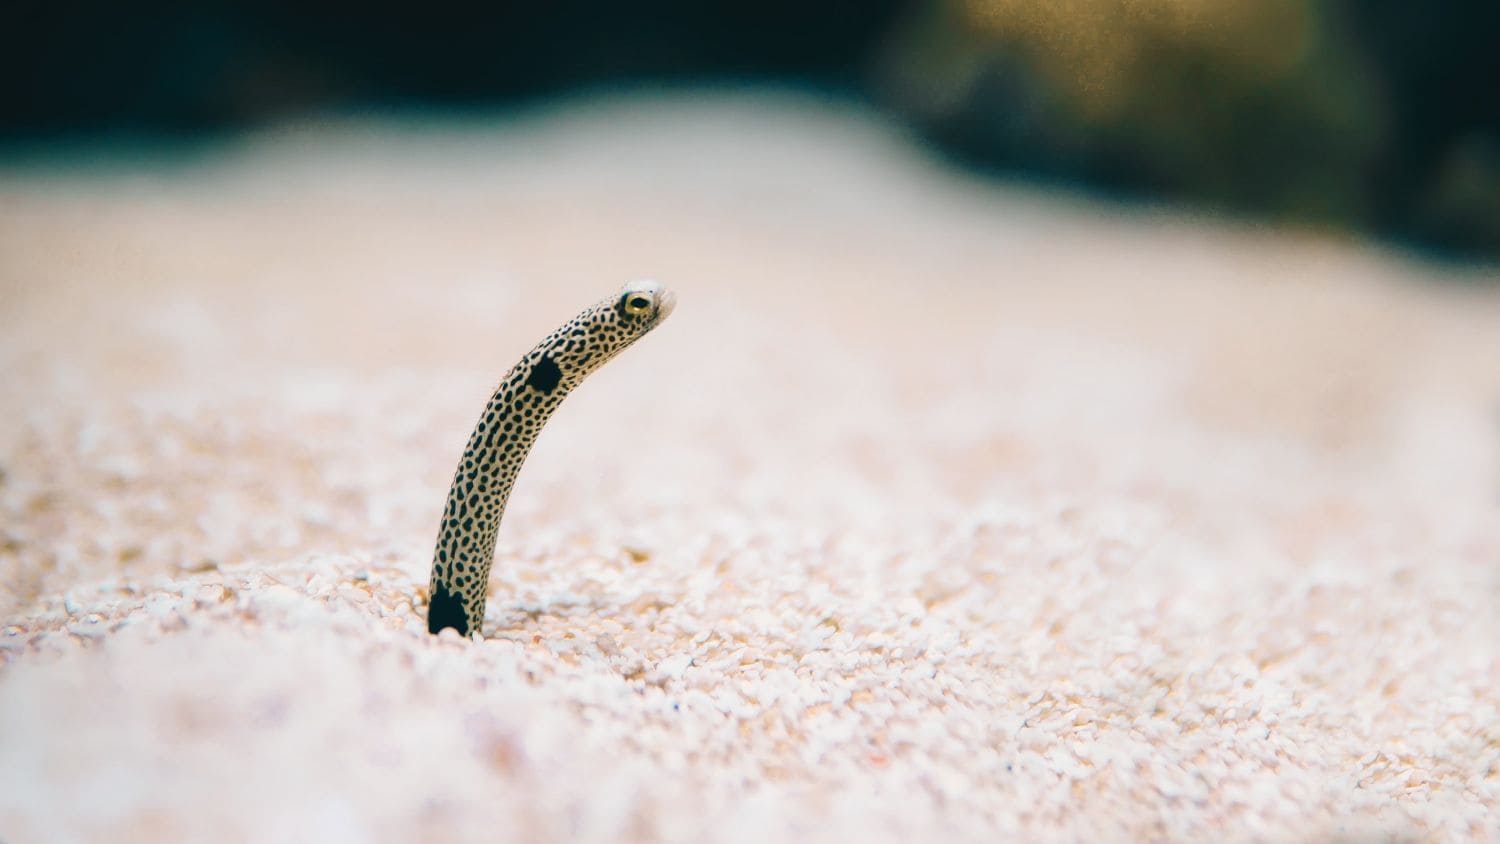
[2,93,1499,843]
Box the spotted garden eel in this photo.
[427,280,676,637]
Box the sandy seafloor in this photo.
[1,93,1498,843]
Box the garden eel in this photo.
[427,280,676,637]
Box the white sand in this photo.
[2,93,1498,843]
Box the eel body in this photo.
[427,280,676,636]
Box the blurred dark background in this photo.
[3,0,1497,259]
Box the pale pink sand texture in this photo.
[2,95,1499,842]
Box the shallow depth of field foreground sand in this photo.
[2,93,1499,843]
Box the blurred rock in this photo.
[875,0,1499,258]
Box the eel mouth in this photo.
[655,286,678,321]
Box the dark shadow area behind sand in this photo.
[4,0,1498,258]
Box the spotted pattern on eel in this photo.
[427,280,676,637]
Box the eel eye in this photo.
[622,294,653,315]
